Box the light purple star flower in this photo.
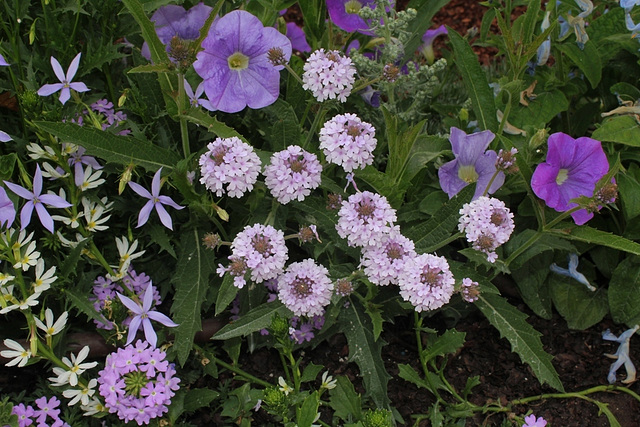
[0,130,11,142]
[128,167,184,230]
[3,165,72,233]
[0,187,15,228]
[522,414,547,427]
[193,10,292,113]
[421,25,448,64]
[141,2,214,61]
[438,127,505,200]
[37,53,89,105]
[531,132,609,225]
[117,284,178,348]
[67,145,103,187]
[184,79,213,110]
[0,54,8,66]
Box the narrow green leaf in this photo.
[60,239,89,279]
[556,42,602,88]
[617,166,640,220]
[297,0,326,47]
[170,229,215,366]
[475,293,564,392]
[448,29,498,132]
[519,0,541,45]
[182,389,220,412]
[549,225,640,256]
[0,153,17,181]
[329,376,362,421]
[592,116,640,146]
[212,301,290,340]
[215,274,238,316]
[549,278,608,330]
[147,224,177,258]
[121,0,170,64]
[511,252,554,319]
[609,256,640,326]
[128,64,172,73]
[397,364,429,389]
[34,121,181,172]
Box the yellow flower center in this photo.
[556,168,569,185]
[458,165,479,183]
[228,52,249,70]
[345,0,363,14]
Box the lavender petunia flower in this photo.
[531,132,609,225]
[37,53,89,105]
[421,25,448,64]
[128,167,184,230]
[0,187,16,228]
[603,325,639,384]
[193,10,292,113]
[438,127,505,200]
[0,54,8,66]
[4,165,72,233]
[117,284,178,348]
[0,130,11,142]
[141,2,214,61]
[286,22,311,53]
[326,0,377,34]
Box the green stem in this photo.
[196,346,272,388]
[283,63,303,85]
[177,75,190,158]
[302,105,327,151]
[414,313,445,404]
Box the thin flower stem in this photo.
[284,63,303,85]
[482,170,500,198]
[302,105,327,151]
[352,76,382,94]
[177,75,191,158]
[414,313,445,404]
[196,345,272,388]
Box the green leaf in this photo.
[556,42,602,89]
[0,153,17,181]
[609,256,640,326]
[128,64,172,73]
[364,301,384,341]
[300,363,324,383]
[296,392,320,427]
[422,329,466,364]
[511,252,554,319]
[403,0,452,62]
[297,0,326,47]
[592,116,640,146]
[475,293,564,392]
[510,90,569,129]
[340,301,391,408]
[400,135,448,184]
[405,185,474,253]
[212,301,290,340]
[215,274,238,316]
[329,376,362,422]
[448,28,498,132]
[397,364,429,389]
[170,229,215,366]
[618,165,640,220]
[505,229,575,270]
[64,287,110,326]
[182,389,220,413]
[549,225,640,256]
[355,166,404,208]
[549,277,608,330]
[147,224,177,258]
[180,109,244,140]
[261,99,302,151]
[34,121,181,172]
[60,239,89,279]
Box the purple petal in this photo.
[260,26,293,68]
[39,194,72,208]
[126,316,142,345]
[128,181,153,199]
[58,88,71,105]
[66,53,82,81]
[69,82,90,93]
[327,0,377,34]
[50,56,66,82]
[19,203,34,230]
[451,127,495,166]
[0,130,12,142]
[422,25,448,44]
[4,181,34,201]
[151,168,163,197]
[285,22,311,53]
[34,202,54,233]
[137,201,154,228]
[438,159,467,198]
[474,151,504,198]
[37,83,63,97]
[0,54,8,66]
[117,292,143,315]
[0,188,16,227]
[157,195,184,210]
[154,203,173,230]
[142,284,155,312]
[183,79,195,99]
[147,311,179,327]
[33,165,43,196]
[142,318,158,348]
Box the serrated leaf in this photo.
[422,329,466,363]
[180,109,244,140]
[556,42,602,89]
[511,252,554,319]
[300,363,324,383]
[609,256,640,326]
[170,229,215,366]
[147,224,177,258]
[182,389,220,412]
[592,116,640,146]
[215,274,238,316]
[549,225,640,256]
[329,376,362,421]
[340,301,391,408]
[397,364,429,389]
[364,302,384,341]
[549,277,608,330]
[475,293,564,392]
[64,287,110,326]
[212,301,290,340]
[448,28,498,132]
[261,99,301,151]
[34,121,181,172]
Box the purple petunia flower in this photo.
[438,127,505,200]
[0,54,8,66]
[421,25,448,64]
[193,10,292,113]
[4,165,72,233]
[531,132,609,225]
[117,284,178,348]
[522,414,547,427]
[263,145,322,204]
[326,0,377,34]
[0,187,15,228]
[128,167,184,230]
[141,2,213,61]
[37,53,89,105]
[285,22,311,53]
[278,259,334,317]
[398,253,455,312]
[319,113,377,172]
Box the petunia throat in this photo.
[228,52,249,70]
[458,165,479,183]
[344,0,363,14]
[555,168,569,185]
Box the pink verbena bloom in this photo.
[438,127,504,200]
[336,191,397,247]
[0,187,16,228]
[458,196,515,263]
[278,259,334,317]
[128,167,184,230]
[460,278,479,303]
[199,136,261,198]
[522,414,547,427]
[421,25,448,64]
[4,165,72,233]
[194,10,292,113]
[398,253,455,312]
[531,132,609,225]
[302,49,357,102]
[360,230,416,286]
[219,224,288,288]
[34,396,66,425]
[319,113,377,172]
[37,53,89,105]
[12,403,35,427]
[264,145,322,204]
[98,341,180,425]
[117,284,178,348]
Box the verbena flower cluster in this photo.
[277,259,334,317]
[98,340,180,425]
[336,191,397,247]
[360,230,416,286]
[199,137,262,198]
[319,113,377,172]
[302,49,357,102]
[264,145,322,204]
[458,197,515,263]
[398,253,456,312]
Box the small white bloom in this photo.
[40,162,69,179]
[80,397,107,416]
[0,291,41,314]
[31,258,57,292]
[1,338,31,367]
[35,308,68,337]
[60,346,98,387]
[278,376,293,395]
[63,378,97,406]
[77,166,106,191]
[13,240,40,271]
[0,272,15,286]
[115,236,145,270]
[320,371,337,390]
[26,142,57,161]
[82,197,112,232]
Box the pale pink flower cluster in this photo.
[302,49,356,102]
[319,113,377,172]
[277,259,334,317]
[98,340,180,425]
[398,253,455,312]
[335,191,397,247]
[264,145,322,204]
[360,230,416,286]
[198,137,261,198]
[458,196,515,263]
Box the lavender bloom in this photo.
[622,0,640,11]
[278,259,334,317]
[603,325,639,384]
[264,145,322,204]
[438,127,505,200]
[537,11,552,66]
[360,230,416,286]
[0,130,11,142]
[67,145,103,187]
[522,414,547,427]
[421,25,448,64]
[128,167,184,230]
[141,2,213,61]
[117,284,178,348]
[360,85,381,107]
[319,113,377,172]
[4,165,72,233]
[302,49,356,102]
[194,10,292,113]
[286,22,311,53]
[336,191,397,247]
[398,253,455,312]
[531,132,609,225]
[326,0,377,34]
[37,53,89,105]
[549,253,595,291]
[0,54,8,66]
[460,278,479,303]
[626,12,640,40]
[184,79,213,110]
[0,187,15,228]
[91,98,113,114]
